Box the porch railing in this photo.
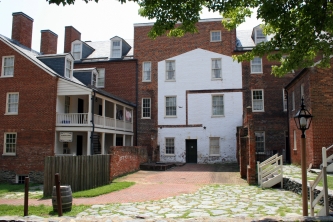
[57,113,88,125]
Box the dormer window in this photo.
[255,29,266,44]
[92,72,97,86]
[65,59,73,78]
[71,41,82,60]
[111,40,121,58]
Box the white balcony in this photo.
[57,113,89,126]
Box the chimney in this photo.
[40,30,58,54]
[64,26,81,53]
[12,12,34,49]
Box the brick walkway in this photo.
[0,163,247,206]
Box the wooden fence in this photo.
[43,155,110,197]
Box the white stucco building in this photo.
[158,48,243,163]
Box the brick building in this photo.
[285,58,333,168]
[134,19,241,163]
[0,12,135,183]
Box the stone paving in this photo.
[1,164,333,221]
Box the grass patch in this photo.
[0,183,27,195]
[72,181,135,198]
[0,204,90,217]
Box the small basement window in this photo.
[17,175,28,184]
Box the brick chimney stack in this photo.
[40,30,58,54]
[64,26,81,53]
[12,12,34,49]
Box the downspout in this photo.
[91,89,96,155]
[135,60,138,145]
[285,89,290,163]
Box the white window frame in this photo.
[255,28,266,44]
[255,131,265,153]
[293,130,297,150]
[65,58,73,79]
[251,57,263,73]
[71,41,82,60]
[142,62,151,82]
[165,137,175,155]
[283,89,287,111]
[6,92,19,115]
[142,98,151,119]
[97,68,105,88]
[1,56,15,77]
[16,175,27,184]
[209,137,220,156]
[111,40,122,58]
[211,58,222,79]
[165,60,175,81]
[165,96,177,117]
[3,132,17,155]
[212,94,224,117]
[292,91,295,111]
[252,89,264,112]
[210,30,221,42]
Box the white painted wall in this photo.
[158,48,243,163]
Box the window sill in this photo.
[252,110,265,112]
[2,153,16,156]
[251,72,263,74]
[211,115,225,118]
[164,154,175,156]
[210,40,222,42]
[164,116,177,118]
[4,113,18,115]
[211,78,223,81]
[165,80,176,82]
[141,117,151,119]
[142,80,151,82]
[0,75,14,78]
[209,154,220,157]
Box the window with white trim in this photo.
[252,90,264,112]
[142,98,151,119]
[111,40,121,58]
[293,130,297,150]
[209,137,220,156]
[6,93,19,114]
[283,89,287,111]
[166,61,175,80]
[165,96,176,117]
[255,29,266,44]
[72,43,81,60]
[4,132,17,155]
[165,138,175,154]
[212,58,222,79]
[1,56,14,77]
[17,175,27,184]
[63,142,70,154]
[255,131,265,153]
[212,95,224,116]
[210,31,221,42]
[143,62,151,82]
[292,91,295,111]
[251,57,262,73]
[97,68,105,88]
[65,59,72,78]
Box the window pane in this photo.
[142,98,151,118]
[256,29,266,43]
[255,132,265,153]
[143,62,151,81]
[166,97,176,116]
[211,31,221,41]
[252,90,263,111]
[3,57,14,76]
[251,57,262,73]
[112,41,121,58]
[210,137,220,155]
[212,95,224,115]
[97,69,105,87]
[5,133,16,153]
[65,59,72,78]
[166,61,175,80]
[212,59,221,78]
[166,138,174,154]
[7,93,18,113]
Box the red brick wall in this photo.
[108,146,147,180]
[238,53,296,159]
[134,20,236,153]
[64,26,81,53]
[0,40,58,183]
[40,30,58,55]
[11,12,33,49]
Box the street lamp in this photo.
[294,97,313,216]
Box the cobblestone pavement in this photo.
[1,164,333,221]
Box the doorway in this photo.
[186,139,197,163]
[77,135,83,156]
[78,98,84,123]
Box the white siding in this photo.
[158,48,243,163]
[57,78,90,95]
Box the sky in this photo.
[0,0,261,53]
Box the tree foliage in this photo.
[46,0,333,76]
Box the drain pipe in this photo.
[90,90,96,155]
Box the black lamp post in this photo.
[294,97,313,216]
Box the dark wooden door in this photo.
[186,139,197,163]
[78,98,84,113]
[77,135,83,156]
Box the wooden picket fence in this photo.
[43,155,110,197]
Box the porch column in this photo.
[101,132,105,154]
[123,134,125,146]
[88,94,92,127]
[103,99,106,127]
[87,131,91,155]
[113,134,116,146]
[114,104,117,129]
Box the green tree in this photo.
[47,0,333,76]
